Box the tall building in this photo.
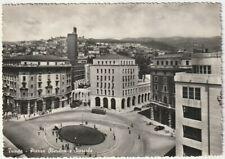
[175,52,222,156]
[67,27,78,66]
[66,27,85,85]
[149,53,192,128]
[90,54,150,110]
[3,55,72,115]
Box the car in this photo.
[154,125,165,131]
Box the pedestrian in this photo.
[110,127,112,131]
[138,134,141,139]
[113,135,116,140]
[52,131,54,136]
[62,144,64,150]
[56,138,58,143]
[131,123,133,128]
[129,129,131,134]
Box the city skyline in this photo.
[3,3,221,41]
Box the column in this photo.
[150,106,154,120]
[59,100,62,108]
[168,111,172,128]
[51,100,54,110]
[16,101,20,114]
[43,100,46,112]
[27,101,30,115]
[34,101,37,114]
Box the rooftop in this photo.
[95,53,133,60]
[3,55,69,61]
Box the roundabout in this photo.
[3,108,175,157]
[58,125,105,145]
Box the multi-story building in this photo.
[175,52,222,156]
[149,53,192,128]
[90,54,150,110]
[2,55,72,115]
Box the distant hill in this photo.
[121,36,222,52]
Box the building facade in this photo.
[90,54,150,111]
[3,55,72,115]
[149,53,192,128]
[175,52,222,156]
[71,88,91,105]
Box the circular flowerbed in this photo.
[58,125,105,145]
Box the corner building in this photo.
[149,53,192,128]
[90,54,150,110]
[175,52,222,156]
[3,55,72,115]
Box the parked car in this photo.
[134,107,142,111]
[154,125,165,131]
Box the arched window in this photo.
[103,98,108,108]
[95,97,100,106]
[111,98,116,110]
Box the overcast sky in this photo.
[3,3,221,41]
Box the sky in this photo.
[3,3,222,41]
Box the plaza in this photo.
[3,107,175,157]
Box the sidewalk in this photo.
[3,136,27,157]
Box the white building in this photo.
[90,54,150,111]
[175,52,222,156]
[71,88,90,105]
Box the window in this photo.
[112,90,114,96]
[97,82,99,87]
[105,76,107,80]
[108,76,110,81]
[97,69,99,73]
[23,76,26,81]
[175,61,178,65]
[154,84,158,91]
[183,106,201,121]
[183,125,202,142]
[31,84,33,89]
[47,62,49,65]
[170,61,173,65]
[157,61,159,65]
[183,145,202,156]
[101,69,103,73]
[195,88,201,100]
[105,69,107,74]
[112,69,114,74]
[186,60,189,65]
[97,89,99,94]
[154,76,158,82]
[183,87,188,98]
[163,85,167,92]
[189,87,194,99]
[203,66,207,74]
[161,61,164,65]
[31,76,33,81]
[166,61,168,65]
[183,87,201,100]
[97,76,99,80]
[109,69,110,74]
[208,66,211,74]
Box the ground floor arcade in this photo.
[148,102,175,128]
[90,93,151,111]
[3,95,71,115]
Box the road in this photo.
[3,107,175,157]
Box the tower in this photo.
[67,27,78,66]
